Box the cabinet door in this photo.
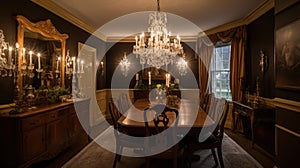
[47,115,68,156]
[22,126,46,162]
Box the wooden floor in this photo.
[225,129,276,168]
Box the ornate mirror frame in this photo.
[16,15,69,93]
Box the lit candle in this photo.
[77,58,80,72]
[166,73,170,87]
[37,53,41,69]
[72,57,76,71]
[148,71,151,85]
[29,51,33,65]
[57,57,61,71]
[135,36,138,46]
[136,73,139,80]
[81,60,84,72]
[8,46,12,65]
[101,61,103,68]
[14,43,19,65]
[22,48,26,64]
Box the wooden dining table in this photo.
[118,98,214,136]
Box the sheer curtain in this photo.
[197,25,246,101]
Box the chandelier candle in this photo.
[148,71,151,85]
[37,53,41,69]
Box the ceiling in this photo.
[35,0,271,40]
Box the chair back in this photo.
[116,93,131,114]
[208,98,229,140]
[144,104,179,150]
[108,101,122,130]
[203,93,215,113]
[144,104,180,167]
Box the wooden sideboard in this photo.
[232,101,275,155]
[0,99,90,167]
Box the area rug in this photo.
[63,126,263,168]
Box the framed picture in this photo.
[275,19,300,90]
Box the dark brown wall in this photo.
[0,0,105,104]
[105,42,199,89]
[246,9,275,98]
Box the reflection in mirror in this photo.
[23,29,62,88]
[16,15,69,97]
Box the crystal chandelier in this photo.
[133,0,184,69]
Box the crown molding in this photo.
[204,0,274,35]
[31,0,107,41]
[243,0,274,24]
[32,0,274,42]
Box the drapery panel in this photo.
[197,25,246,101]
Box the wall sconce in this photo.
[120,52,130,77]
[177,54,188,76]
[259,50,267,73]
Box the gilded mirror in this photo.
[16,15,68,94]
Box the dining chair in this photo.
[144,104,180,168]
[108,100,145,168]
[185,98,229,168]
[116,93,131,115]
[202,93,215,113]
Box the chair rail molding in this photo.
[273,97,300,112]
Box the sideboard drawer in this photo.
[22,115,45,131]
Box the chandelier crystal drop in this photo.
[133,0,185,69]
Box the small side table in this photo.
[232,101,275,147]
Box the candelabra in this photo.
[0,29,16,77]
[65,50,74,79]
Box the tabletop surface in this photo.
[118,99,214,128]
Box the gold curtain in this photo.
[197,35,214,97]
[197,25,246,101]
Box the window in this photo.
[210,43,232,100]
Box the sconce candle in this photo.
[56,57,61,71]
[136,73,139,80]
[77,59,80,73]
[81,60,84,73]
[29,51,33,65]
[72,57,76,71]
[8,46,12,65]
[37,53,41,69]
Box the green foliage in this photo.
[47,86,70,104]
